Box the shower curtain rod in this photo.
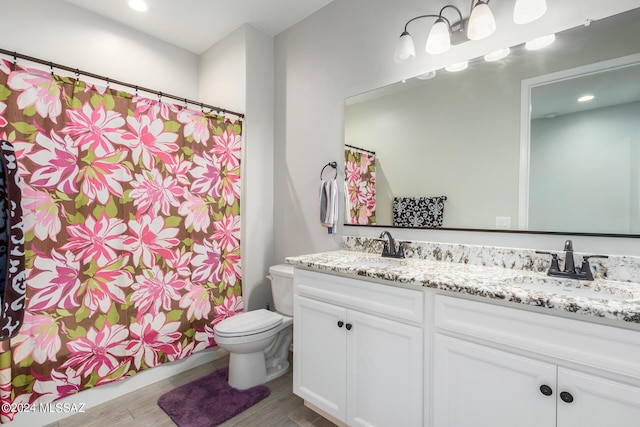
[345,144,376,155]
[0,48,244,119]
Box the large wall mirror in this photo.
[344,8,640,236]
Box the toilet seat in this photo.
[215,309,282,338]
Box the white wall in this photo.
[0,0,199,99]
[274,0,640,257]
[199,24,276,311]
[243,25,276,309]
[530,102,640,234]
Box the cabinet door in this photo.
[557,368,640,427]
[293,296,347,421]
[347,310,423,427]
[433,334,556,427]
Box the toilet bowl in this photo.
[214,264,294,390]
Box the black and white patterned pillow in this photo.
[393,196,447,228]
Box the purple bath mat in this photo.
[157,367,270,426]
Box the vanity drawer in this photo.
[294,268,424,324]
[434,295,640,378]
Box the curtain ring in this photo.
[134,86,139,97]
[158,92,162,102]
[75,69,80,85]
[12,52,17,66]
[49,61,53,76]
[106,77,110,89]
[200,102,204,113]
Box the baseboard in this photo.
[9,347,228,427]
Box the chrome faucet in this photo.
[536,240,608,281]
[379,231,405,258]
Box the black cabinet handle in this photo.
[337,321,344,328]
[560,391,574,403]
[345,323,353,331]
[539,385,553,396]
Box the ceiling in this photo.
[63,0,335,54]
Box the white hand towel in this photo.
[320,178,338,233]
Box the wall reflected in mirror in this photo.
[344,8,640,235]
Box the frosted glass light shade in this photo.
[467,2,496,40]
[426,19,451,54]
[514,0,547,24]
[394,32,416,63]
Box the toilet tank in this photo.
[269,264,294,316]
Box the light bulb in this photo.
[394,32,416,63]
[468,1,496,40]
[514,0,547,24]
[426,19,451,54]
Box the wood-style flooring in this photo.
[46,355,337,427]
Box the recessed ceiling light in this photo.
[129,0,149,12]
[445,61,469,72]
[525,34,555,50]
[578,95,595,102]
[544,113,558,119]
[484,48,511,62]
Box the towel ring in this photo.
[320,162,338,180]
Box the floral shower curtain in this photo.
[0,59,243,421]
[344,146,376,225]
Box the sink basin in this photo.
[507,276,640,302]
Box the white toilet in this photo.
[214,264,294,390]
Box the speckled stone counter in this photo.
[286,238,640,327]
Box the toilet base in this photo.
[227,325,293,390]
[228,351,269,390]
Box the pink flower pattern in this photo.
[126,313,182,370]
[61,213,127,266]
[12,312,61,364]
[62,101,125,156]
[62,323,129,378]
[0,61,243,417]
[345,147,376,225]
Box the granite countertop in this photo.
[286,250,640,326]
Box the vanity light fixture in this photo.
[445,61,469,72]
[525,33,555,50]
[484,47,511,62]
[395,0,546,63]
[514,0,547,25]
[578,95,595,102]
[128,0,149,12]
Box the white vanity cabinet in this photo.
[433,295,640,427]
[293,269,424,427]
